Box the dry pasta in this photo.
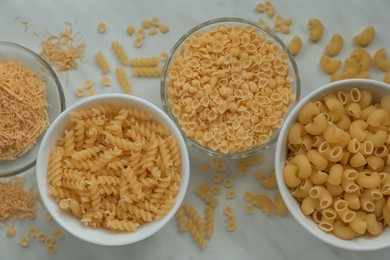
[115,67,132,94]
[132,66,163,77]
[47,104,182,232]
[283,88,390,240]
[111,41,129,66]
[165,24,295,154]
[129,57,160,67]
[95,51,111,74]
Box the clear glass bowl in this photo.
[0,41,65,177]
[161,17,300,159]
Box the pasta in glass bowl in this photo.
[161,17,300,159]
[275,79,390,250]
[0,41,65,177]
[36,94,190,246]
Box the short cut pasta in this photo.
[283,88,390,240]
[47,104,182,232]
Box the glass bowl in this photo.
[161,17,300,159]
[0,41,65,177]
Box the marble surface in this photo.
[1,0,390,259]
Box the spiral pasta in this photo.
[115,67,132,94]
[111,41,129,66]
[47,104,182,232]
[132,66,163,77]
[130,57,160,67]
[95,51,110,74]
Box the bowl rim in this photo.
[0,41,66,177]
[275,78,390,251]
[36,93,190,246]
[160,17,301,159]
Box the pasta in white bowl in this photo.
[275,79,390,251]
[36,94,190,246]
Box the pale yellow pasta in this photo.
[300,196,319,215]
[260,171,277,189]
[349,120,367,141]
[319,217,334,233]
[367,108,389,127]
[334,201,356,223]
[291,154,311,179]
[309,186,332,209]
[292,179,313,199]
[132,67,163,77]
[366,213,382,236]
[349,211,367,234]
[126,25,135,36]
[332,220,356,240]
[327,163,343,186]
[129,57,160,67]
[308,18,324,42]
[351,48,372,71]
[341,178,359,193]
[298,102,320,124]
[324,34,343,57]
[251,194,273,216]
[366,156,384,171]
[354,26,375,47]
[373,48,390,72]
[95,51,110,74]
[287,36,302,56]
[343,191,361,210]
[115,67,132,94]
[309,170,328,185]
[356,171,381,189]
[19,235,29,247]
[111,41,129,66]
[366,130,387,147]
[304,113,328,135]
[320,56,342,75]
[274,193,288,216]
[159,24,170,33]
[288,123,305,145]
[306,150,328,171]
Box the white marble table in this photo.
[1,0,390,259]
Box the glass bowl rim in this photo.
[0,41,66,177]
[160,17,301,159]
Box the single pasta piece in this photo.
[132,66,163,77]
[245,204,254,214]
[134,37,143,48]
[19,235,30,247]
[111,41,129,66]
[129,57,160,67]
[115,67,132,94]
[187,219,208,249]
[53,229,64,239]
[211,172,221,183]
[87,89,95,96]
[74,87,85,97]
[126,25,135,36]
[141,19,151,29]
[226,188,236,199]
[203,206,214,238]
[101,76,111,86]
[251,194,273,216]
[28,226,38,237]
[97,22,107,33]
[223,178,234,188]
[243,191,253,202]
[46,244,57,254]
[148,28,158,36]
[6,227,16,237]
[159,24,170,33]
[210,185,221,195]
[161,51,169,61]
[175,207,187,232]
[84,79,94,89]
[95,51,111,74]
[150,17,160,26]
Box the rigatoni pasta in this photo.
[283,88,390,240]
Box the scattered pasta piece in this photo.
[0,178,36,220]
[137,28,145,39]
[134,37,143,48]
[87,89,95,96]
[258,19,270,30]
[194,184,219,208]
[238,166,248,176]
[203,206,214,238]
[150,17,160,26]
[126,25,135,36]
[141,19,151,29]
[19,235,29,247]
[111,41,129,66]
[210,185,221,196]
[354,26,375,47]
[201,163,211,173]
[97,22,107,33]
[46,244,57,254]
[95,51,111,74]
[115,67,132,94]
[243,191,253,202]
[211,157,220,166]
[84,79,94,89]
[41,23,86,72]
[211,172,221,183]
[175,207,188,232]
[256,3,266,12]
[36,232,48,242]
[223,178,234,188]
[260,171,277,189]
[245,204,255,214]
[274,193,288,216]
[254,170,266,180]
[161,51,169,61]
[132,66,162,77]
[148,28,158,36]
[251,194,273,216]
[6,227,16,237]
[187,219,208,249]
[226,189,236,199]
[44,211,52,220]
[129,57,160,67]
[28,226,38,237]
[224,206,236,231]
[53,229,64,240]
[44,235,54,247]
[74,87,85,97]
[183,204,204,230]
[216,161,226,171]
[308,18,324,42]
[159,24,170,33]
[223,205,233,216]
[101,76,111,86]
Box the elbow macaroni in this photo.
[283,88,390,240]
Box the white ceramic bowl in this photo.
[36,94,190,246]
[275,79,390,251]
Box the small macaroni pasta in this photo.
[283,88,390,240]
